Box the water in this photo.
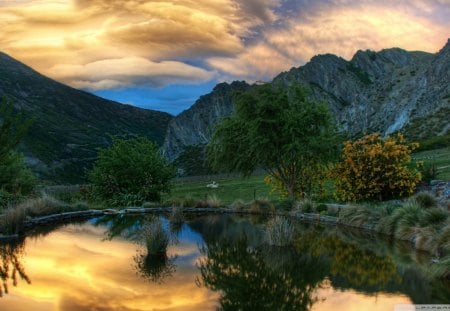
[1,214,449,310]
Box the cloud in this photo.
[208,43,294,82]
[0,0,448,93]
[49,57,215,90]
[208,1,450,81]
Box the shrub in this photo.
[88,137,175,207]
[265,217,295,246]
[249,198,274,214]
[297,198,314,213]
[206,194,221,208]
[230,199,247,211]
[0,206,26,235]
[414,191,437,209]
[419,162,440,185]
[316,203,328,213]
[333,133,421,202]
[0,151,36,207]
[140,219,169,255]
[169,206,184,224]
[20,196,69,217]
[275,198,296,211]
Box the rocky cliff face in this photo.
[162,81,250,160]
[0,52,172,183]
[163,39,450,161]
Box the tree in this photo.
[332,133,421,202]
[207,84,339,199]
[88,136,175,206]
[0,97,32,161]
[0,97,36,206]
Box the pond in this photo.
[1,214,449,310]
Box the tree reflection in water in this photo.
[0,239,30,297]
[197,236,329,311]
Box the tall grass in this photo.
[265,216,295,246]
[249,198,274,214]
[140,219,169,255]
[206,194,221,208]
[169,206,184,224]
[0,206,26,235]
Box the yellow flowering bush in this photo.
[333,133,421,202]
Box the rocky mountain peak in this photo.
[162,41,450,164]
[162,80,250,161]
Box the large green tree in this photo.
[88,136,175,206]
[0,97,36,206]
[207,84,339,199]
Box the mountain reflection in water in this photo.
[0,214,448,310]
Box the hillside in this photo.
[163,39,450,162]
[0,52,173,183]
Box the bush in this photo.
[19,196,69,217]
[169,206,184,224]
[249,198,274,214]
[275,198,296,211]
[333,133,421,202]
[0,206,26,235]
[297,198,314,213]
[140,219,169,255]
[419,162,440,185]
[206,194,221,208]
[316,203,328,213]
[230,199,247,211]
[414,191,437,209]
[0,152,36,207]
[88,137,175,207]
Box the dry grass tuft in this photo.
[265,216,295,246]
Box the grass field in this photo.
[414,146,450,180]
[164,174,280,205]
[165,147,450,205]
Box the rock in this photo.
[162,40,450,161]
[162,81,250,161]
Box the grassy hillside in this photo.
[0,51,172,183]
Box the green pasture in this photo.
[414,146,450,180]
[166,146,450,205]
[165,174,279,205]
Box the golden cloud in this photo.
[1,223,219,311]
[49,57,215,90]
[0,0,448,90]
[208,3,450,82]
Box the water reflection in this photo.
[198,237,328,310]
[134,251,177,284]
[189,215,450,306]
[0,214,448,310]
[0,239,30,297]
[97,214,180,284]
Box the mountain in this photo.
[0,52,172,183]
[163,39,450,162]
[162,81,250,161]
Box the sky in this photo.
[0,0,449,115]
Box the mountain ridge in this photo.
[0,51,172,183]
[162,39,450,162]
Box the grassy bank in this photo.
[414,146,450,180]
